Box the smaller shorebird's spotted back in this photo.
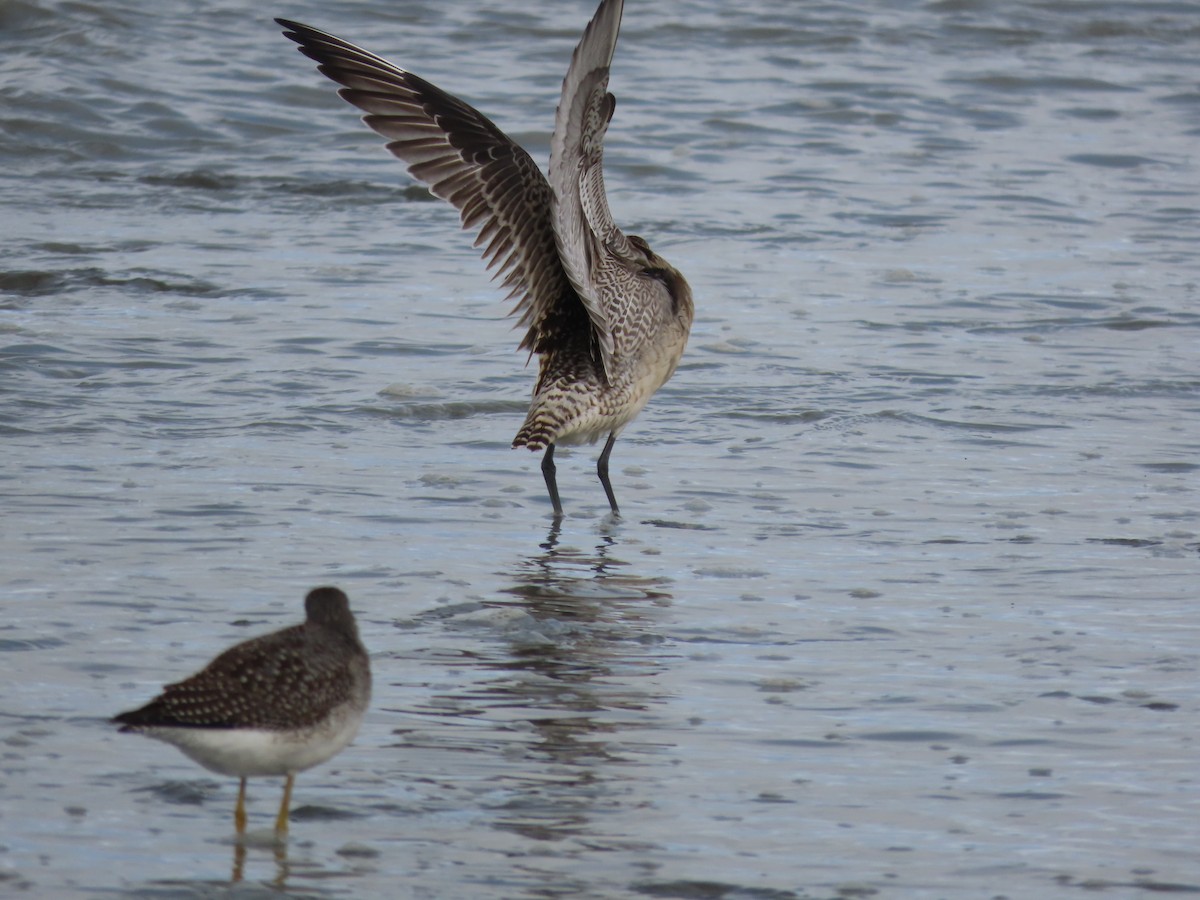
[277,0,693,517]
[112,586,371,837]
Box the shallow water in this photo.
[2,0,1198,897]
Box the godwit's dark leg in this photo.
[597,431,619,515]
[541,444,564,518]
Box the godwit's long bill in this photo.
[278,0,693,518]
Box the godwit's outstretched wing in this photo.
[277,19,603,366]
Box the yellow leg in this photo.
[235,777,248,835]
[232,840,246,883]
[274,773,294,836]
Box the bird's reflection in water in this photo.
[503,518,672,617]
[230,830,289,885]
[415,520,676,845]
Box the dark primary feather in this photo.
[276,19,605,373]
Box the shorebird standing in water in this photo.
[113,587,371,837]
[278,0,693,518]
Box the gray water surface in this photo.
[2,0,1198,897]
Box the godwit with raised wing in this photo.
[278,0,693,517]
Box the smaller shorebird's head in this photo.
[305,586,360,639]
